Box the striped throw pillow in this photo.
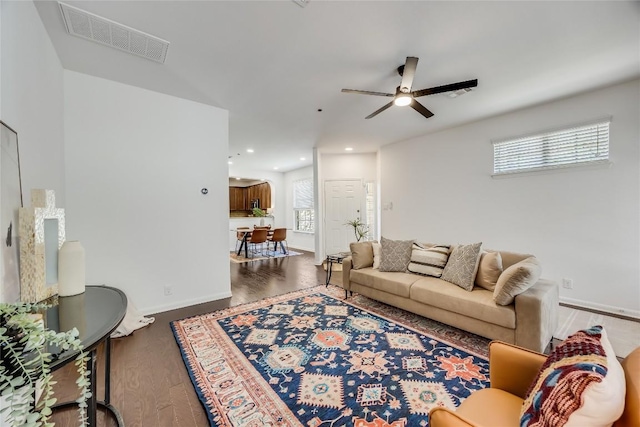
[407,243,451,277]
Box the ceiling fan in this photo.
[342,56,478,120]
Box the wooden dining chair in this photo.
[247,228,268,257]
[268,228,288,254]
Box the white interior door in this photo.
[324,180,362,255]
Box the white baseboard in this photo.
[141,291,233,316]
[560,296,640,319]
[289,245,314,253]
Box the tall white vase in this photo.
[58,241,86,297]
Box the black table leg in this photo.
[104,336,112,405]
[101,336,125,426]
[325,260,333,287]
[87,349,97,427]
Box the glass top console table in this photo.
[46,285,127,426]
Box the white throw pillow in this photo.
[372,242,381,269]
[521,326,625,427]
[564,328,626,427]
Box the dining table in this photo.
[236,229,274,258]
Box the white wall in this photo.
[321,153,378,183]
[0,1,64,306]
[380,79,640,316]
[283,166,314,251]
[0,1,65,419]
[316,153,378,263]
[64,71,230,314]
[1,0,65,204]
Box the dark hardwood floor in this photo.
[51,250,326,427]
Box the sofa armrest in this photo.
[342,257,352,292]
[489,341,546,399]
[514,278,559,352]
[429,407,478,427]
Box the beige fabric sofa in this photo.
[342,249,559,353]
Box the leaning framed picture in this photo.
[0,121,23,303]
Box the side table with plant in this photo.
[0,302,90,426]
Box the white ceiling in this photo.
[35,1,640,173]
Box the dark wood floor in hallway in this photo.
[51,250,326,427]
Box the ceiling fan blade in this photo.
[342,89,394,97]
[410,99,434,119]
[412,79,478,97]
[400,57,419,93]
[365,101,394,119]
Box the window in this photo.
[493,120,610,175]
[364,182,376,240]
[293,178,314,232]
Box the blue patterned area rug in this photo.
[171,286,490,427]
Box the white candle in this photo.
[58,241,86,297]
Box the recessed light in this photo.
[345,147,353,151]
[300,157,306,161]
[246,149,254,153]
[274,167,279,170]
[228,161,233,165]
[235,177,241,180]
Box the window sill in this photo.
[492,160,612,179]
[293,230,315,235]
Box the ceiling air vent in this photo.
[58,2,169,64]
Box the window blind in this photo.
[493,120,610,175]
[293,178,314,209]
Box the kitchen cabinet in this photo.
[229,187,246,211]
[229,182,271,211]
[248,182,271,209]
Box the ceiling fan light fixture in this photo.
[394,95,412,107]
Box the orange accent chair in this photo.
[429,341,640,427]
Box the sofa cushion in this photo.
[410,277,516,329]
[441,242,483,291]
[350,241,374,270]
[350,268,421,298]
[493,256,542,305]
[407,243,451,278]
[379,237,414,272]
[475,251,503,291]
[521,326,625,427]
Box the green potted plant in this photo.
[345,219,369,242]
[252,207,266,218]
[0,302,90,426]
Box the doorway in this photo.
[324,180,363,255]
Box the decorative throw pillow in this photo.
[372,242,381,269]
[493,256,541,305]
[379,237,414,272]
[440,242,483,291]
[475,251,503,291]
[407,243,451,277]
[521,326,626,427]
[350,241,374,270]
